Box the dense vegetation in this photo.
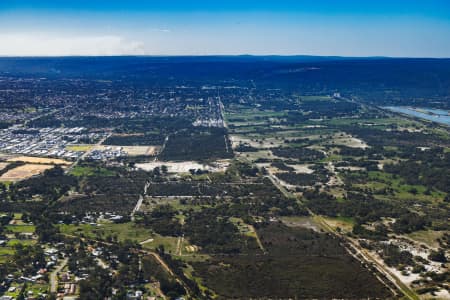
[160,128,233,161]
[271,147,325,162]
[192,223,391,299]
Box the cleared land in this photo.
[7,156,72,165]
[324,132,369,149]
[0,164,54,181]
[65,144,95,152]
[94,145,158,156]
[137,160,229,173]
[0,162,9,171]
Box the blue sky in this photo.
[0,0,449,56]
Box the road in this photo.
[131,181,150,220]
[248,224,267,254]
[224,135,229,153]
[324,161,344,186]
[131,195,144,220]
[175,234,184,256]
[140,249,191,298]
[65,132,112,173]
[50,258,68,293]
[139,238,154,245]
[218,98,227,129]
[154,135,169,161]
[310,211,420,299]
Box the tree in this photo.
[428,249,447,263]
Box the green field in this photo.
[352,171,445,203]
[69,165,116,177]
[5,224,36,233]
[59,222,152,242]
[66,144,95,152]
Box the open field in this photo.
[5,224,36,233]
[59,222,152,243]
[406,230,445,249]
[137,160,229,173]
[65,144,95,152]
[120,145,158,156]
[0,162,9,171]
[59,222,180,254]
[322,216,355,233]
[69,165,116,177]
[141,197,207,213]
[141,234,179,254]
[324,132,369,149]
[94,145,158,156]
[7,155,72,165]
[0,164,54,181]
[281,216,321,231]
[351,171,446,203]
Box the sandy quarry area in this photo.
[7,155,72,165]
[137,160,229,173]
[0,164,54,182]
[95,145,159,156]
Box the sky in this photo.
[0,0,450,57]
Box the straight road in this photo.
[65,132,112,173]
[50,258,68,293]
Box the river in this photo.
[383,106,450,126]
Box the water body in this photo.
[383,106,450,126]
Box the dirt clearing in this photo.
[7,156,72,165]
[0,164,54,182]
[137,160,229,173]
[94,145,159,156]
[0,162,9,171]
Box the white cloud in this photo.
[150,28,171,33]
[0,33,145,56]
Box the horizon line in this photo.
[0,54,449,59]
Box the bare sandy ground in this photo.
[136,160,229,173]
[94,145,159,156]
[8,156,71,165]
[328,133,369,149]
[0,164,54,181]
[281,216,320,232]
[290,164,314,174]
[0,162,9,171]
